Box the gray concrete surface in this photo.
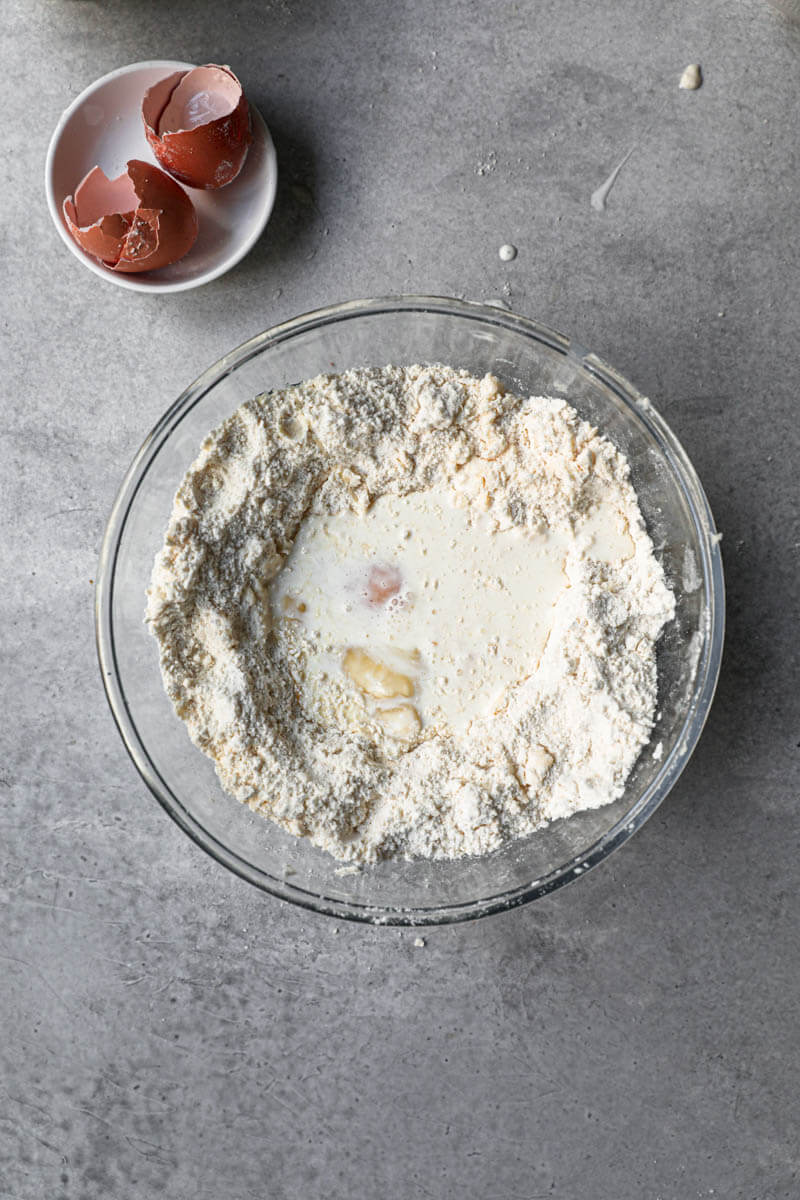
[3,1,799,1197]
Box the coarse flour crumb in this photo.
[146,365,675,863]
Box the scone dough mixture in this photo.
[146,365,675,862]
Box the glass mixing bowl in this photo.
[96,297,724,925]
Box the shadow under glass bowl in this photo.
[96,296,724,925]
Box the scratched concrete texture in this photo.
[2,1,799,1197]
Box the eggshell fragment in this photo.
[142,64,252,189]
[62,160,198,273]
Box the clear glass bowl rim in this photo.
[96,295,725,925]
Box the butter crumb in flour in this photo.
[146,365,675,864]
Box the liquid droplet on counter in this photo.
[591,147,635,212]
[499,243,517,261]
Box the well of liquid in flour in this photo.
[270,489,632,735]
[274,491,560,733]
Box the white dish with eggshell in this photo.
[45,61,278,292]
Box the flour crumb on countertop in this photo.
[146,365,675,865]
[679,64,703,90]
[476,150,497,176]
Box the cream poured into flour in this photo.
[146,365,675,863]
[271,487,635,734]
[272,490,568,732]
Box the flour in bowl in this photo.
[146,365,675,862]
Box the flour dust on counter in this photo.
[146,365,675,864]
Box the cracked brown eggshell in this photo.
[62,159,198,273]
[142,64,252,189]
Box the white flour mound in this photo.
[146,365,675,863]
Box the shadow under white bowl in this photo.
[45,60,278,293]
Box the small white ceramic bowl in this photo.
[45,60,278,293]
